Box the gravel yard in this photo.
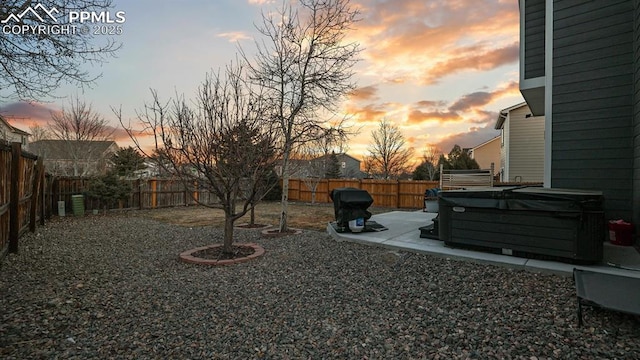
[1,213,639,359]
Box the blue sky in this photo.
[1,0,524,162]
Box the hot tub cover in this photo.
[439,187,603,213]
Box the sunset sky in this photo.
[1,0,523,165]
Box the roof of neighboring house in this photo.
[494,102,529,130]
[313,152,361,163]
[0,114,30,136]
[29,140,118,160]
[471,135,500,151]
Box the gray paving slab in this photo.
[327,210,640,278]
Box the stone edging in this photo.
[234,223,272,230]
[261,228,303,237]
[179,243,265,266]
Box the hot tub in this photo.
[438,187,605,264]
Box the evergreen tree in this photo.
[111,146,146,177]
[413,161,436,180]
[439,144,480,170]
[262,169,282,201]
[87,171,132,211]
[325,152,342,179]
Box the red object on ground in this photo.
[608,220,635,246]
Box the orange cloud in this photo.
[353,0,519,84]
[424,42,519,84]
[0,102,58,127]
[349,85,379,101]
[406,81,518,125]
[344,103,392,122]
[407,109,460,124]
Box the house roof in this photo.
[29,140,118,160]
[314,152,361,163]
[0,114,30,136]
[494,102,528,130]
[471,135,500,151]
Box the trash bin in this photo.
[57,200,66,217]
[423,188,440,212]
[329,188,373,233]
[608,220,634,246]
[71,194,85,216]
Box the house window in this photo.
[21,136,26,146]
[341,162,346,168]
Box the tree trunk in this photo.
[223,215,234,254]
[249,205,256,226]
[279,155,290,232]
[280,176,289,232]
[311,190,316,204]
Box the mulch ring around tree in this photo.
[234,223,272,230]
[261,227,303,238]
[179,243,265,266]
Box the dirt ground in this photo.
[140,201,402,231]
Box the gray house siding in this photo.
[337,154,363,178]
[633,0,640,227]
[524,0,546,79]
[551,0,634,220]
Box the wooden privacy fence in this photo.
[0,142,45,258]
[287,178,440,209]
[47,177,219,216]
[50,177,442,212]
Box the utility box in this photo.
[439,187,605,264]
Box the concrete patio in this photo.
[327,211,640,279]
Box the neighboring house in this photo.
[494,103,544,182]
[0,115,29,148]
[469,136,501,175]
[518,0,639,222]
[132,159,162,178]
[275,159,313,178]
[275,153,363,179]
[313,153,363,179]
[29,140,119,176]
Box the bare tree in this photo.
[28,123,52,142]
[244,0,360,232]
[49,97,113,141]
[367,118,414,180]
[422,144,441,180]
[117,63,278,254]
[0,1,121,101]
[48,96,115,176]
[361,155,376,178]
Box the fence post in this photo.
[193,181,198,203]
[39,163,46,225]
[9,142,21,253]
[151,179,157,208]
[138,179,143,210]
[29,158,43,232]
